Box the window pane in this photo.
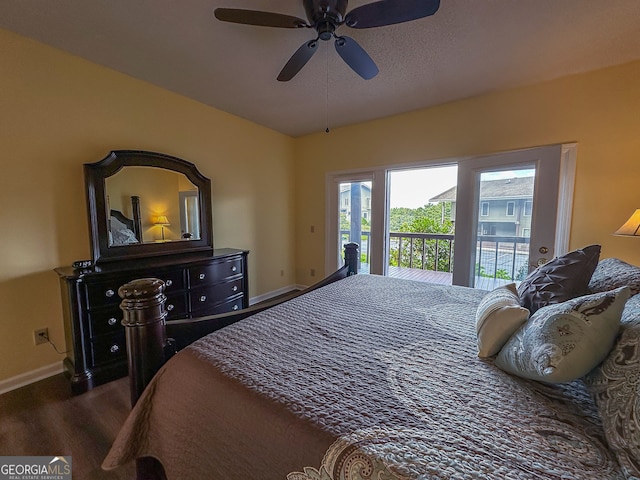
[339,181,371,273]
[474,169,535,289]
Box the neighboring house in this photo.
[340,183,372,223]
[429,177,534,237]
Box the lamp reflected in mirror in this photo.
[153,215,170,241]
[614,209,640,237]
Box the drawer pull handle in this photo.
[199,295,207,302]
[231,266,237,272]
[108,317,117,326]
[199,273,206,280]
[232,304,239,311]
[165,279,173,287]
[167,304,174,311]
[110,344,120,354]
[105,289,115,298]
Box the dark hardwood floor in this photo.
[0,373,135,479]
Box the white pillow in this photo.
[476,283,530,358]
[495,287,630,383]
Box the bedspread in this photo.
[103,274,623,479]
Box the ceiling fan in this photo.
[214,0,440,81]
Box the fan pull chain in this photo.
[325,41,330,133]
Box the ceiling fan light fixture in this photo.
[214,0,440,81]
[318,21,336,41]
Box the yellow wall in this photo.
[0,29,295,382]
[293,60,640,285]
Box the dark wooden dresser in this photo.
[55,248,248,394]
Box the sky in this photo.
[389,166,535,209]
[389,166,458,209]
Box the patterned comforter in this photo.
[103,274,623,479]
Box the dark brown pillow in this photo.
[517,245,601,313]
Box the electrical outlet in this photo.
[310,268,316,277]
[34,328,48,346]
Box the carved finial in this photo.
[119,278,167,327]
[119,278,165,299]
[344,242,359,275]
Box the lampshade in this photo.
[153,215,170,226]
[614,209,640,237]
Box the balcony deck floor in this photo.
[385,265,511,291]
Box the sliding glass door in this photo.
[387,165,458,284]
[453,145,563,288]
[326,171,383,276]
[339,180,372,272]
[326,145,574,287]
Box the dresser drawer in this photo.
[90,334,126,367]
[88,292,188,337]
[87,307,123,337]
[208,296,245,315]
[163,292,188,320]
[154,269,187,292]
[190,278,244,313]
[189,257,243,287]
[86,280,123,307]
[85,269,186,309]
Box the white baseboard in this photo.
[249,284,306,305]
[0,362,64,395]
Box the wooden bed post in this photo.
[118,278,168,407]
[344,242,359,275]
[130,195,142,242]
[119,278,171,479]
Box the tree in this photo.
[389,203,454,272]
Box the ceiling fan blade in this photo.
[277,40,319,82]
[214,8,309,28]
[334,36,379,80]
[344,0,440,29]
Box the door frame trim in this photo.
[556,143,577,256]
[325,169,384,276]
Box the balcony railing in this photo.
[389,232,454,272]
[475,235,531,282]
[340,231,531,288]
[340,230,371,265]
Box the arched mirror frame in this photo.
[85,150,213,264]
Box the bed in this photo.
[103,249,640,480]
[108,195,142,246]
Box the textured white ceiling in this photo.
[2,0,640,137]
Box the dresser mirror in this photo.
[85,150,213,263]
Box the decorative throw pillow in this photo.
[589,257,640,297]
[111,227,139,245]
[517,245,601,314]
[476,283,530,358]
[584,294,640,480]
[495,286,630,383]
